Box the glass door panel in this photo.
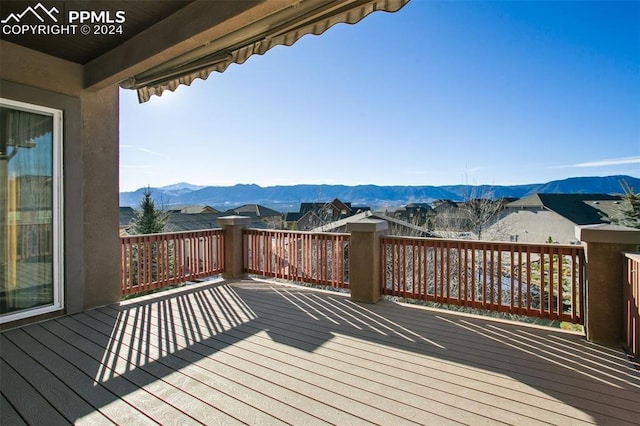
[1,100,62,321]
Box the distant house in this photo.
[119,207,135,234]
[431,200,469,232]
[167,204,219,214]
[120,207,220,234]
[286,210,324,231]
[484,193,624,243]
[428,198,514,238]
[390,203,433,228]
[164,213,221,233]
[313,211,433,237]
[301,198,350,218]
[283,211,302,224]
[285,198,370,230]
[121,203,282,234]
[223,204,282,228]
[432,199,460,212]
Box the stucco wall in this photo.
[484,208,581,244]
[1,42,121,326]
[0,41,83,96]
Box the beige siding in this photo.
[485,208,581,243]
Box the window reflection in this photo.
[1,106,54,316]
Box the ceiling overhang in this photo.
[119,0,409,103]
[1,0,408,102]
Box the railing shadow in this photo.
[232,280,640,424]
[1,278,639,424]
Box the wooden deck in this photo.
[1,279,639,425]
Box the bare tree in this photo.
[463,194,507,240]
[432,187,505,240]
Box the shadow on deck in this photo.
[1,278,639,425]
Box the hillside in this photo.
[119,175,639,211]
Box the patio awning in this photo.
[119,0,409,103]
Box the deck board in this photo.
[1,393,27,426]
[0,357,69,425]
[0,335,111,425]
[2,279,639,425]
[85,303,371,425]
[162,286,549,424]
[90,306,383,425]
[231,284,640,417]
[201,305,588,424]
[58,313,288,426]
[240,284,640,397]
[5,326,158,425]
[43,318,243,426]
[202,285,625,424]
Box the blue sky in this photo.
[119,0,639,192]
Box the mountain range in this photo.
[119,175,639,212]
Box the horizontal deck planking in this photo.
[2,280,639,425]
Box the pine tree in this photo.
[613,180,640,230]
[130,187,166,234]
[128,188,168,287]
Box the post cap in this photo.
[217,215,252,227]
[347,218,388,233]
[575,224,640,244]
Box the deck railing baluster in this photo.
[241,229,350,289]
[379,236,585,324]
[121,229,224,295]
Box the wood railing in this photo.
[381,236,585,324]
[121,229,224,295]
[117,221,640,350]
[243,229,349,288]
[624,253,640,362]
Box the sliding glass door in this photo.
[0,99,63,323]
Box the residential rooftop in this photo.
[506,193,624,225]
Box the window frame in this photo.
[0,97,64,324]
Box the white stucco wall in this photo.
[484,208,581,244]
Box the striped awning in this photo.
[120,0,409,103]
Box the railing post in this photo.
[347,219,388,303]
[218,215,251,279]
[576,224,640,346]
[624,253,640,361]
